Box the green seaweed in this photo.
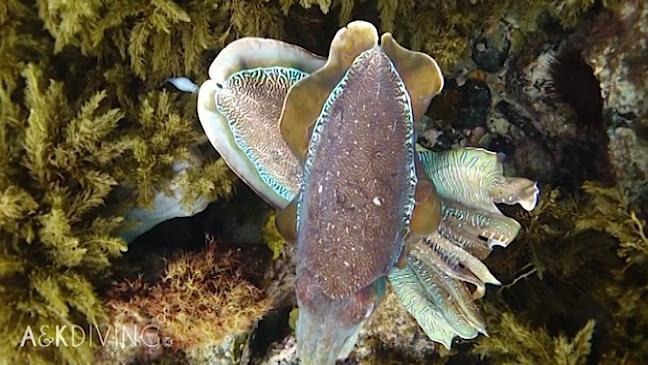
[0,3,239,363]
[36,0,290,84]
[576,182,648,265]
[473,183,648,365]
[175,158,237,211]
[112,90,205,209]
[474,305,596,365]
[104,82,237,214]
[262,212,286,260]
[575,183,648,365]
[0,64,127,364]
[27,0,609,80]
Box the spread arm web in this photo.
[389,147,539,348]
[197,38,324,209]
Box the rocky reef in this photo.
[1,1,646,364]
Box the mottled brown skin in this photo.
[297,47,415,300]
[295,268,381,365]
[294,47,415,364]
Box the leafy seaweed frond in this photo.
[175,157,237,211]
[36,0,103,52]
[0,0,50,90]
[113,90,203,207]
[36,0,297,84]
[279,0,333,14]
[577,182,648,264]
[573,184,648,364]
[101,244,272,363]
[0,64,127,364]
[262,212,285,260]
[496,187,589,280]
[482,181,646,365]
[474,307,595,365]
[600,279,648,365]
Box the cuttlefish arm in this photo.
[389,147,539,348]
[197,38,325,208]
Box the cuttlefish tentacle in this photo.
[414,235,489,299]
[417,148,538,251]
[389,265,462,349]
[418,147,501,207]
[408,253,484,340]
[419,233,501,297]
[437,220,492,260]
[490,176,539,211]
[441,200,522,248]
[197,38,325,208]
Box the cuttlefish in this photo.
[192,20,539,364]
[278,23,445,364]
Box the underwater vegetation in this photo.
[1,1,237,364]
[0,64,127,364]
[99,243,271,364]
[0,0,646,364]
[473,307,596,365]
[475,182,648,365]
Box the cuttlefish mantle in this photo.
[276,21,444,365]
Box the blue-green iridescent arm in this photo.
[389,147,538,348]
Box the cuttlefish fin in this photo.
[380,33,444,123]
[409,157,442,239]
[208,37,325,83]
[275,198,298,243]
[279,20,379,162]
